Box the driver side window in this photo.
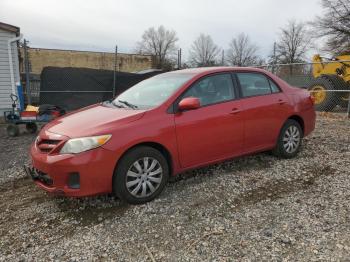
[182,74,235,106]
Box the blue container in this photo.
[16,84,24,111]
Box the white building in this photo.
[0,22,21,116]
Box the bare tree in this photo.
[136,25,178,69]
[275,20,311,64]
[189,34,221,67]
[311,0,350,54]
[226,33,261,66]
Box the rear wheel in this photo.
[308,76,340,111]
[339,92,350,108]
[26,123,38,134]
[272,119,303,159]
[113,146,169,204]
[7,124,19,137]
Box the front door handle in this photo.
[278,99,286,105]
[229,108,241,114]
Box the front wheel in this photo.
[113,146,169,204]
[272,119,303,159]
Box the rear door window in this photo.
[236,73,272,98]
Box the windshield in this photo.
[112,73,194,109]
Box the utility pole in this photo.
[347,95,350,118]
[113,45,118,97]
[177,50,179,69]
[273,42,277,74]
[179,48,182,69]
[23,39,31,104]
[221,50,225,66]
[177,49,182,70]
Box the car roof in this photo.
[165,66,291,94]
[169,66,269,76]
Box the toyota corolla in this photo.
[26,67,316,204]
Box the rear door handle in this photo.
[229,108,241,114]
[278,99,286,105]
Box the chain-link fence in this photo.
[21,61,350,117]
[21,74,40,105]
[257,61,350,117]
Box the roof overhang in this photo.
[0,22,20,36]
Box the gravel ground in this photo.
[0,114,349,261]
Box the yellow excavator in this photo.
[308,54,350,111]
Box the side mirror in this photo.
[178,97,200,111]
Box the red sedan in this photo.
[27,67,316,204]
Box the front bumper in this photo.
[29,143,118,197]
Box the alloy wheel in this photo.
[125,157,163,198]
[283,125,301,154]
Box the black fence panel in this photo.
[40,67,162,111]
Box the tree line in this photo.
[135,0,349,69]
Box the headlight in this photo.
[60,135,112,154]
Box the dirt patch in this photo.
[232,164,335,209]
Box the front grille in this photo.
[40,139,60,145]
[34,169,53,186]
[37,139,61,153]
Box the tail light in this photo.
[309,95,315,105]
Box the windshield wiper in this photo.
[117,100,138,109]
[107,100,125,108]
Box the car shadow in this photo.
[168,152,274,184]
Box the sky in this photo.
[0,0,324,61]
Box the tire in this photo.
[308,76,340,111]
[7,124,19,137]
[326,75,349,108]
[339,98,350,108]
[272,119,303,159]
[113,146,169,204]
[26,123,38,134]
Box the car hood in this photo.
[43,104,146,138]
